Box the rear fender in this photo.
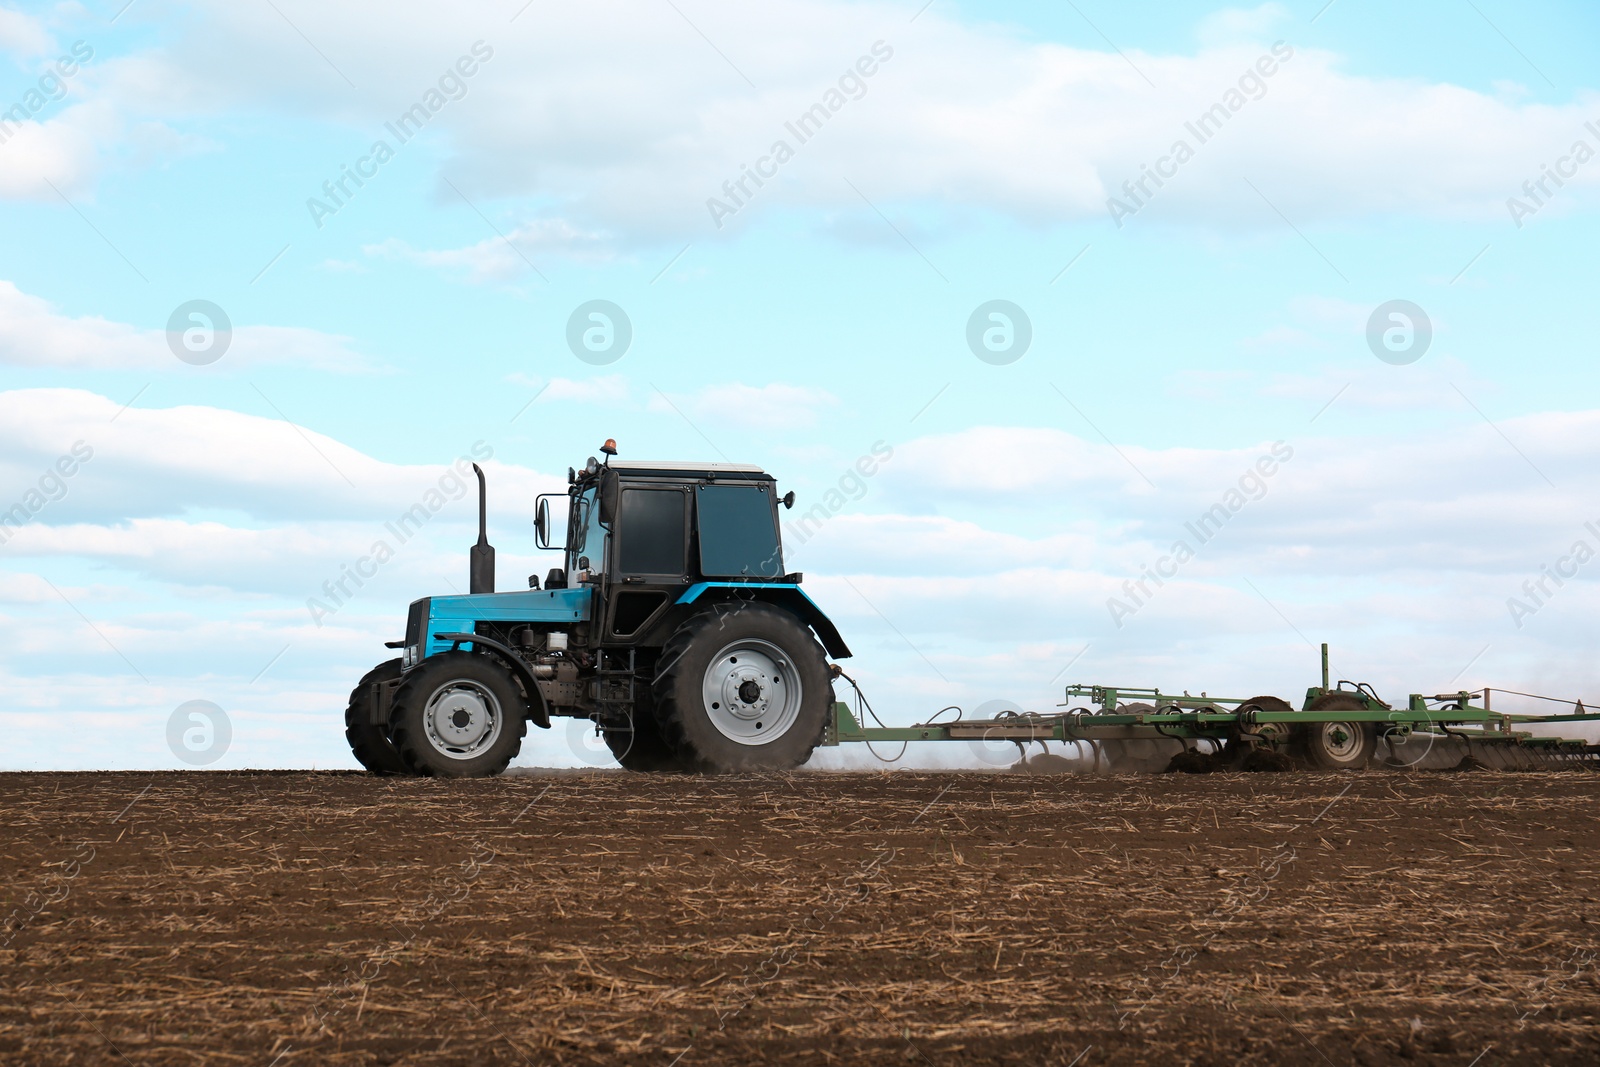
[675,582,851,659]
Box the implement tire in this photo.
[1300,692,1377,770]
[345,659,409,775]
[389,652,527,778]
[652,604,831,772]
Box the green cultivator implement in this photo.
[824,643,1600,774]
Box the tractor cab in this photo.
[536,447,800,648]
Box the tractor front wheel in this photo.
[653,605,831,772]
[345,659,409,775]
[389,652,527,777]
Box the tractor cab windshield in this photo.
[568,488,608,579]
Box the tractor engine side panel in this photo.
[416,588,592,658]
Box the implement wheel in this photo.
[389,652,527,778]
[1300,693,1376,770]
[345,659,409,775]
[652,604,831,772]
[1238,694,1293,717]
[1235,695,1295,766]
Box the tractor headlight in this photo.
[402,644,420,669]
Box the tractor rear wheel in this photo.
[604,693,691,773]
[345,659,409,775]
[1300,693,1377,770]
[652,604,831,772]
[389,652,527,777]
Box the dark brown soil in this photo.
[3,769,1599,1065]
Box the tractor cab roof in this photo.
[600,460,771,481]
[610,460,764,473]
[568,443,773,487]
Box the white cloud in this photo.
[0,38,195,200]
[364,219,613,282]
[21,1,1598,237]
[0,570,72,603]
[0,8,51,58]
[0,516,482,596]
[881,417,1592,581]
[1232,294,1499,411]
[1259,358,1486,412]
[888,425,1131,495]
[0,280,371,371]
[0,103,105,199]
[0,388,561,525]
[787,512,1097,575]
[504,373,631,406]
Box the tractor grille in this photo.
[404,598,431,649]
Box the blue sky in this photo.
[2,0,1599,769]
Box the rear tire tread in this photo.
[605,694,693,773]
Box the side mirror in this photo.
[781,490,795,510]
[534,496,552,549]
[598,468,620,526]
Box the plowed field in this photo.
[3,769,1598,1065]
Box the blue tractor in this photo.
[344,441,851,776]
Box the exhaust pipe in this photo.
[470,463,495,595]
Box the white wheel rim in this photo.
[1320,721,1363,761]
[423,681,503,759]
[700,639,802,746]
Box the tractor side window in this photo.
[696,484,783,578]
[618,489,687,575]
